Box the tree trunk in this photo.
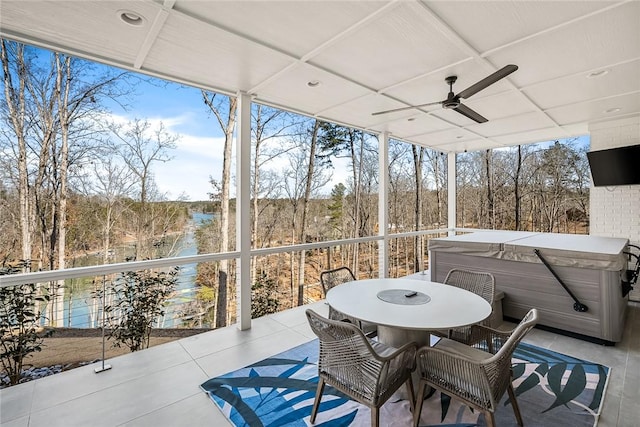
[434,155,443,227]
[201,92,237,327]
[485,149,495,229]
[1,41,31,266]
[251,111,261,285]
[53,54,72,326]
[216,97,237,327]
[297,120,320,305]
[514,145,522,230]
[412,145,424,272]
[349,130,363,273]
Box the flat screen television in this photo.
[587,144,640,187]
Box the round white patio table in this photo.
[325,277,492,349]
[326,277,492,400]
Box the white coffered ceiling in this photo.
[1,0,639,152]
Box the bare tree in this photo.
[538,141,585,232]
[250,105,297,282]
[283,120,330,306]
[202,92,236,328]
[344,129,375,272]
[387,140,414,275]
[79,152,135,263]
[110,118,177,259]
[424,150,447,228]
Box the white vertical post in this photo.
[378,132,390,278]
[447,151,456,236]
[236,92,252,330]
[94,275,111,373]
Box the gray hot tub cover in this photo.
[429,231,628,271]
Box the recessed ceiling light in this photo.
[605,107,621,113]
[118,10,145,26]
[307,80,321,88]
[587,69,609,78]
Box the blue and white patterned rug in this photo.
[201,339,609,427]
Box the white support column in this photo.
[378,132,390,278]
[447,151,457,236]
[236,92,252,330]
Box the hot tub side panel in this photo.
[430,250,626,342]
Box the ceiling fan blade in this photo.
[453,103,488,123]
[371,101,443,116]
[457,64,518,99]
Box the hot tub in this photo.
[429,231,629,344]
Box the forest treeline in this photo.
[1,40,589,328]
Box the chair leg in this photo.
[507,382,524,426]
[485,411,496,427]
[405,375,416,413]
[413,380,427,427]
[371,406,379,427]
[310,378,325,424]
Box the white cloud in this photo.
[175,134,226,160]
[153,133,229,201]
[153,151,219,201]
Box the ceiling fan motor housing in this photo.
[443,97,460,109]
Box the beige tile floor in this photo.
[1,299,638,426]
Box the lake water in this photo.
[60,212,213,328]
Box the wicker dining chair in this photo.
[413,308,539,427]
[320,266,377,336]
[442,268,496,343]
[306,309,418,427]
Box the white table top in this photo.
[325,278,492,331]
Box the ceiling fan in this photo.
[371,64,518,123]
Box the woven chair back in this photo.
[444,268,495,305]
[320,266,356,296]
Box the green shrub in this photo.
[101,268,178,352]
[0,262,51,386]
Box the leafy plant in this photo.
[102,268,178,352]
[0,261,51,386]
